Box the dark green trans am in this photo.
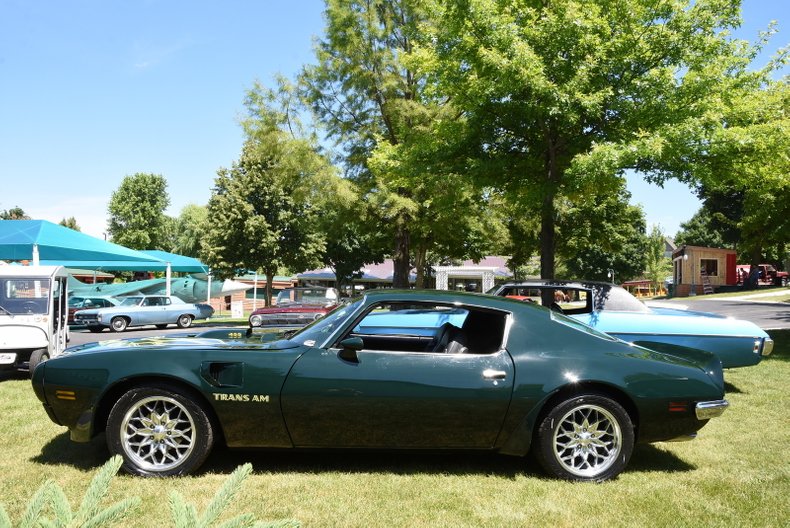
[32,290,728,482]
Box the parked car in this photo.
[736,264,789,286]
[0,265,69,374]
[488,280,773,368]
[72,294,214,332]
[32,290,728,482]
[248,286,339,327]
[67,295,119,324]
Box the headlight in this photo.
[249,314,262,327]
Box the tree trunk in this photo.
[540,133,561,280]
[747,248,762,290]
[264,268,275,306]
[392,224,411,289]
[414,244,428,290]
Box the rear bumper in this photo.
[695,399,729,420]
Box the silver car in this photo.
[73,295,214,332]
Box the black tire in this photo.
[176,314,193,329]
[534,393,634,482]
[110,317,128,332]
[155,324,169,330]
[106,385,214,477]
[28,348,49,375]
[87,326,103,333]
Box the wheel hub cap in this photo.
[553,404,622,478]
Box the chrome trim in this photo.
[612,331,767,339]
[482,369,507,380]
[762,338,774,356]
[695,399,729,420]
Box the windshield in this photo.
[119,297,143,306]
[291,299,363,347]
[0,278,51,315]
[276,288,337,305]
[68,296,86,307]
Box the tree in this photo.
[315,178,388,294]
[675,208,727,248]
[644,225,673,295]
[59,217,80,231]
[416,0,781,280]
[172,204,208,258]
[107,173,171,249]
[0,206,29,220]
[302,0,437,288]
[203,83,333,305]
[559,187,648,283]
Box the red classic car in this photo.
[249,287,339,327]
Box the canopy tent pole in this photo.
[166,263,172,297]
[33,243,40,265]
[206,272,212,304]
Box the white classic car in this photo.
[73,294,214,332]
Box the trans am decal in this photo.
[212,393,270,403]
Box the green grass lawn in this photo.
[1,334,788,527]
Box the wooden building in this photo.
[671,245,737,297]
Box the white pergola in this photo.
[434,266,497,292]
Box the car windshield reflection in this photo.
[291,299,363,346]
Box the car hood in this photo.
[60,335,302,356]
[251,303,332,314]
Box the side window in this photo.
[343,302,507,355]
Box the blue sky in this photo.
[1,0,787,240]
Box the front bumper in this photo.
[695,399,729,420]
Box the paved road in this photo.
[648,297,790,331]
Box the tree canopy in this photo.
[407,0,784,279]
[203,83,334,304]
[107,173,171,250]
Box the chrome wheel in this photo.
[119,396,196,473]
[552,404,622,478]
[110,317,128,332]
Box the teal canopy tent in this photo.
[0,221,211,296]
[139,250,209,273]
[0,220,164,268]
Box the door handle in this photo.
[483,369,507,380]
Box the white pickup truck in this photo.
[0,265,69,374]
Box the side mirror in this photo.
[337,336,364,363]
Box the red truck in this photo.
[736,264,789,287]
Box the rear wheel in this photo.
[176,314,193,328]
[534,393,634,482]
[106,385,214,476]
[110,317,128,332]
[28,348,49,375]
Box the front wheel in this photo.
[534,393,634,482]
[28,348,49,375]
[177,314,193,328]
[106,385,214,476]
[110,317,128,332]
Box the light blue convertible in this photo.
[489,280,773,368]
[73,294,214,333]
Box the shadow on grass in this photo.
[32,432,110,471]
[766,329,790,363]
[33,435,693,479]
[723,381,743,394]
[627,444,696,474]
